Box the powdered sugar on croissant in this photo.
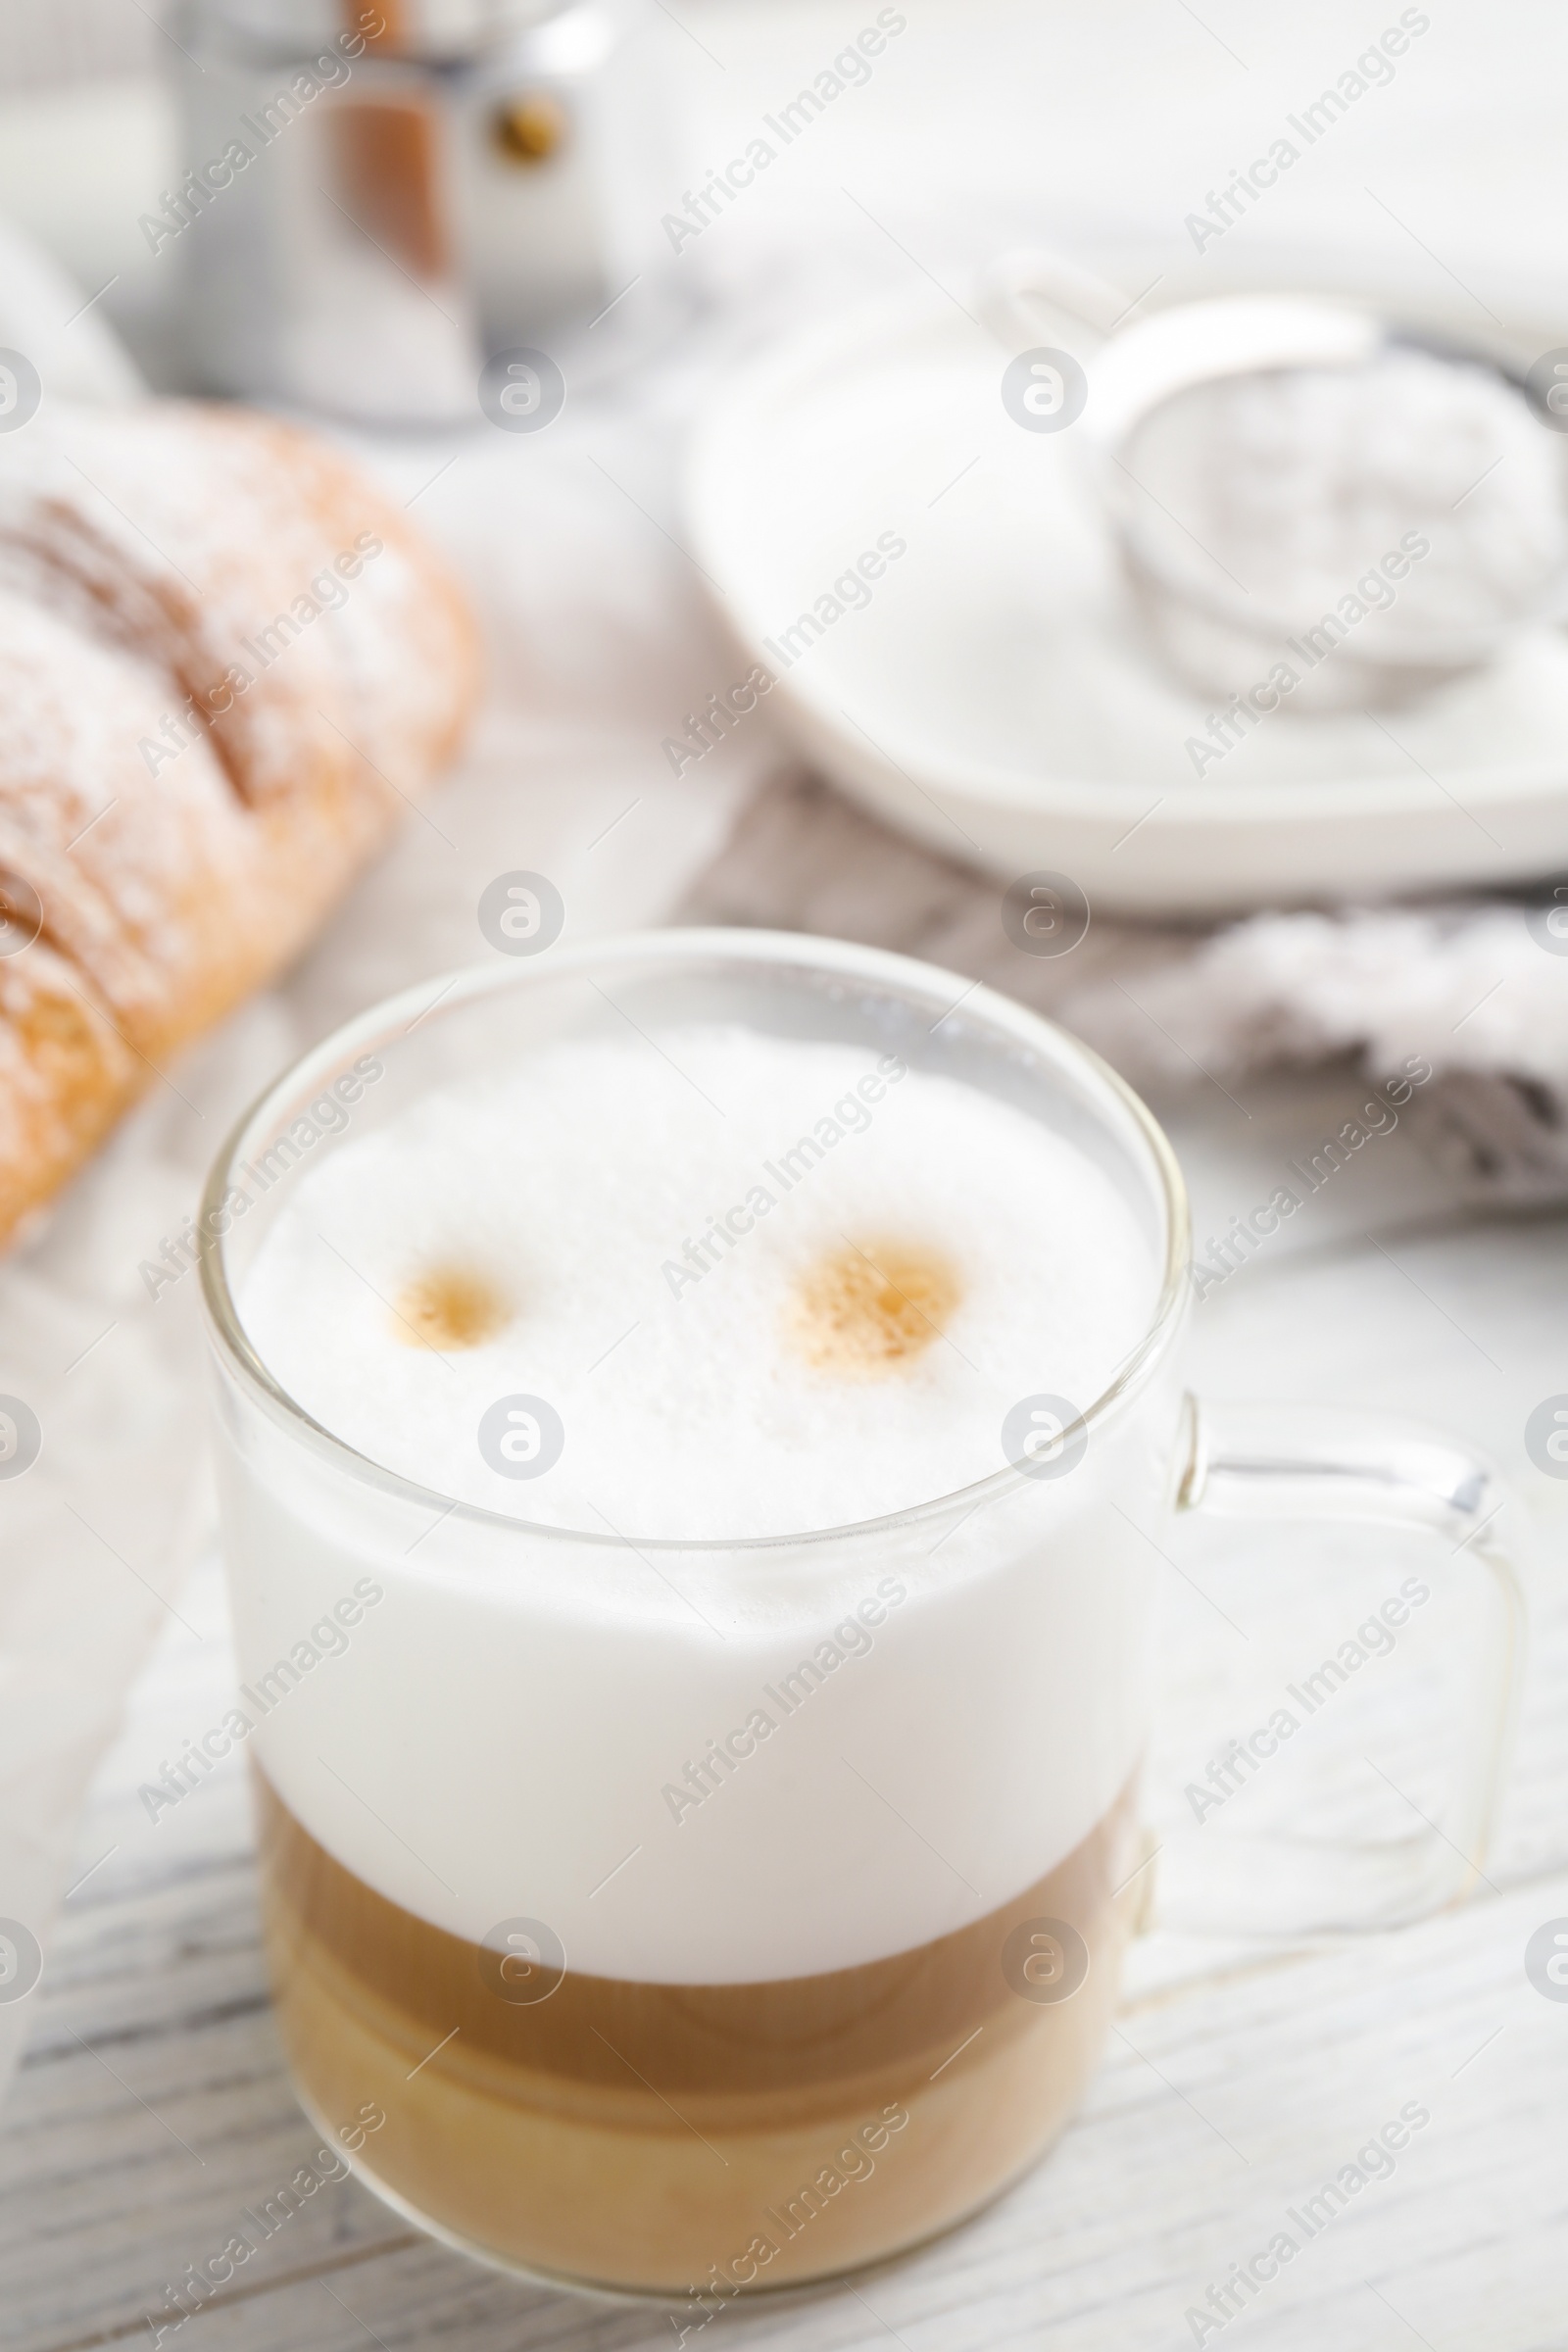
[0,400,480,1245]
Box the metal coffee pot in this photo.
[168,0,665,421]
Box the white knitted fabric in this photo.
[681,771,1568,1202]
[1064,903,1568,1089]
[1064,903,1568,1203]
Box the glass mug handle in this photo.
[1149,1396,1527,1938]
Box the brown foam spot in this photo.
[392,1266,511,1351]
[783,1242,961,1379]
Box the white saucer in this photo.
[685,271,1568,914]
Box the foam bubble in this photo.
[239,1028,1158,1541]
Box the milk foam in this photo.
[224,1023,1174,1982]
[239,1027,1157,1541]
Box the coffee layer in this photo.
[257,1765,1145,2293]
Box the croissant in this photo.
[0,399,480,1248]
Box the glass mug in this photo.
[198,931,1522,2298]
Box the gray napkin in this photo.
[678,768,1568,1204]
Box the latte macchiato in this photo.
[209,945,1180,2295]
